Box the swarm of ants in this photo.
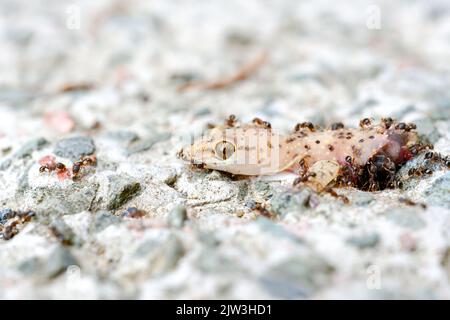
[355,149,449,192]
[295,147,448,194]
[292,118,449,193]
[39,154,97,181]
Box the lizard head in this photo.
[177,124,282,175]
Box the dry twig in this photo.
[178,51,268,92]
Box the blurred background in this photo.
[1,0,450,141]
[1,0,450,299]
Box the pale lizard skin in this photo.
[178,116,424,190]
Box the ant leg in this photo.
[323,186,349,204]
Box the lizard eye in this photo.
[214,141,235,160]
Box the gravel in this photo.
[0,0,449,299]
[54,136,96,161]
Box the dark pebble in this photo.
[0,208,15,222]
[54,136,96,161]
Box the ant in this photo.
[72,155,97,180]
[39,154,97,181]
[252,117,272,129]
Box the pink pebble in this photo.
[44,112,75,133]
[38,155,56,166]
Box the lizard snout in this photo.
[176,147,186,160]
[177,146,194,162]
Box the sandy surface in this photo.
[0,0,449,299]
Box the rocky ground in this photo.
[0,0,450,299]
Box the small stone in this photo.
[28,183,99,217]
[193,107,211,117]
[44,246,78,278]
[244,200,256,209]
[54,136,96,161]
[414,118,441,144]
[253,181,272,197]
[14,137,48,158]
[348,191,375,206]
[0,90,34,106]
[0,158,12,170]
[0,138,48,170]
[347,233,380,249]
[194,248,242,274]
[132,235,185,276]
[260,276,308,299]
[195,231,220,248]
[106,174,141,210]
[256,217,301,242]
[423,172,450,208]
[152,235,184,275]
[386,208,426,230]
[167,205,187,228]
[17,163,33,192]
[260,255,334,299]
[0,208,15,222]
[269,188,312,216]
[18,257,42,275]
[106,131,139,144]
[126,133,171,156]
[90,211,121,233]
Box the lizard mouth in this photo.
[176,148,186,160]
[177,147,203,165]
[177,147,193,162]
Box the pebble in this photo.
[253,181,272,198]
[126,133,171,156]
[0,138,48,170]
[54,136,96,161]
[14,137,48,158]
[193,107,211,117]
[44,246,78,278]
[105,131,139,144]
[167,205,187,228]
[106,174,141,210]
[18,257,42,275]
[256,217,301,242]
[244,200,256,209]
[1,0,450,300]
[133,235,185,276]
[90,211,122,233]
[346,233,380,249]
[260,255,334,299]
[348,192,376,206]
[423,172,450,209]
[0,208,15,222]
[27,183,99,217]
[414,118,441,144]
[269,188,313,216]
[386,208,426,230]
